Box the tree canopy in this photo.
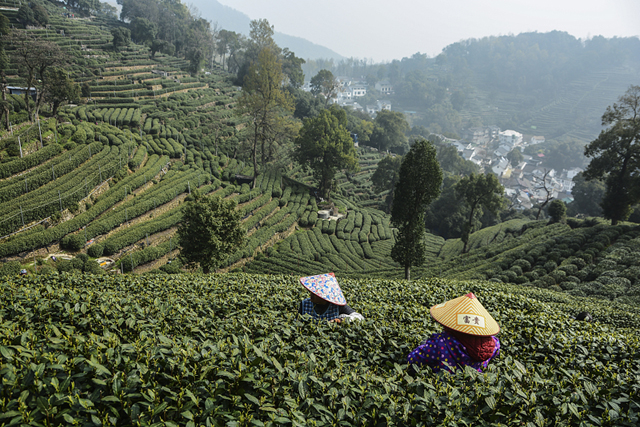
[567,172,605,218]
[455,173,506,253]
[584,85,640,225]
[43,68,80,116]
[177,194,245,274]
[237,48,295,183]
[294,107,358,200]
[371,155,402,212]
[390,138,442,280]
[9,31,66,119]
[111,27,131,51]
[369,110,409,153]
[310,69,340,107]
[117,0,213,69]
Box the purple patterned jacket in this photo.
[407,331,500,373]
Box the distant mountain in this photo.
[189,0,346,61]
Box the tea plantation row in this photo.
[1,273,638,426]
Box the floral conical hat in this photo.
[430,293,500,336]
[299,272,347,306]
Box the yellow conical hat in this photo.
[430,293,500,336]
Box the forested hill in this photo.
[181,0,346,61]
[437,32,640,142]
[334,31,640,144]
[440,31,640,94]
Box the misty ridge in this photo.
[199,0,639,148]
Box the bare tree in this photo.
[9,31,66,119]
[209,20,219,69]
[535,169,553,220]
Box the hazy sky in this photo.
[215,0,640,62]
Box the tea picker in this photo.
[408,293,501,372]
[298,272,364,322]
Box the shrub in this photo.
[0,261,22,276]
[37,266,55,275]
[83,260,102,274]
[61,234,85,251]
[549,269,566,283]
[512,259,531,272]
[72,128,87,144]
[509,265,523,276]
[71,258,84,270]
[543,260,557,273]
[539,275,556,287]
[570,257,587,269]
[558,264,578,275]
[88,244,104,258]
[56,260,73,272]
[503,270,518,281]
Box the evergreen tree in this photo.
[390,138,442,280]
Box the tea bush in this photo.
[0,274,638,426]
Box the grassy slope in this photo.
[3,2,640,314]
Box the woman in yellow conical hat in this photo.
[407,292,500,372]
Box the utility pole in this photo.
[37,118,43,148]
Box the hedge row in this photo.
[243,199,279,231]
[119,239,173,272]
[0,142,103,204]
[0,155,169,257]
[0,145,118,236]
[101,209,182,256]
[239,191,272,217]
[128,145,146,169]
[82,169,209,241]
[0,123,41,152]
[0,143,62,179]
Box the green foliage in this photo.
[369,109,410,152]
[61,233,85,251]
[1,274,640,425]
[309,69,339,106]
[87,243,104,258]
[455,173,506,253]
[391,138,443,279]
[111,27,131,51]
[177,194,245,273]
[584,85,640,225]
[294,107,358,200]
[548,199,567,223]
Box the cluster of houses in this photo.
[302,77,393,117]
[445,127,580,211]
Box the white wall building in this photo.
[375,80,393,94]
[499,130,523,147]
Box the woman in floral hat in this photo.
[407,292,500,372]
[298,272,364,322]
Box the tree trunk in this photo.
[404,265,411,281]
[252,122,259,189]
[52,101,60,117]
[1,72,8,130]
[24,84,32,120]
